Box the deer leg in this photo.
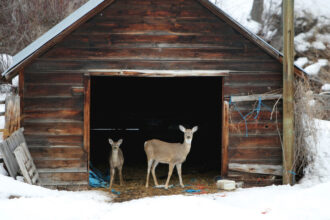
[151,161,159,186]
[119,166,124,186]
[109,167,115,190]
[146,159,153,188]
[176,163,184,188]
[165,163,174,189]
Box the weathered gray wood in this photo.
[0,139,20,178]
[230,94,282,102]
[14,142,40,185]
[37,168,87,173]
[0,128,37,182]
[14,145,30,182]
[228,162,283,176]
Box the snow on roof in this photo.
[1,0,104,77]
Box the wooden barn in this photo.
[2,0,304,189]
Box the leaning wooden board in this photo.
[0,132,21,178]
[0,128,40,185]
[14,142,40,185]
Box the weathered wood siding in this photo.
[22,0,283,187]
[22,71,86,188]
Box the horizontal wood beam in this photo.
[37,168,87,173]
[88,69,230,77]
[230,94,282,102]
[229,163,282,176]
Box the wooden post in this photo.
[282,0,295,185]
[221,101,229,176]
[19,69,24,126]
[83,74,91,185]
[4,95,20,139]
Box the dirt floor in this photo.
[94,166,222,203]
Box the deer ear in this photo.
[179,125,186,132]
[192,126,198,133]
[109,138,114,145]
[118,139,123,145]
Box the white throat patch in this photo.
[185,139,192,144]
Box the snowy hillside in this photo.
[210,0,330,83]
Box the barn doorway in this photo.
[89,76,223,188]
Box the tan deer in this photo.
[109,138,124,189]
[144,125,198,189]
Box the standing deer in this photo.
[144,125,198,189]
[109,138,124,189]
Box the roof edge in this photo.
[197,0,306,78]
[3,0,307,81]
[2,0,115,81]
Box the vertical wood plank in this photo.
[13,142,40,185]
[221,100,229,176]
[4,95,20,139]
[283,0,295,185]
[0,141,18,177]
[14,145,32,184]
[83,74,91,185]
[0,128,25,178]
[19,69,24,126]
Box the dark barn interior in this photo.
[90,76,222,184]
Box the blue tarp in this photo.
[89,164,121,194]
[89,164,109,188]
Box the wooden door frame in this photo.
[84,71,229,185]
[221,94,229,177]
[84,73,91,185]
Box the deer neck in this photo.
[182,139,192,154]
[111,150,119,162]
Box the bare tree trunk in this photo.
[0,54,12,74]
[250,0,264,22]
[270,6,283,52]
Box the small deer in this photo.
[109,138,124,189]
[144,125,198,189]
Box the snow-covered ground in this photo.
[1,1,330,219]
[1,171,330,220]
[0,118,330,220]
[1,174,330,220]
